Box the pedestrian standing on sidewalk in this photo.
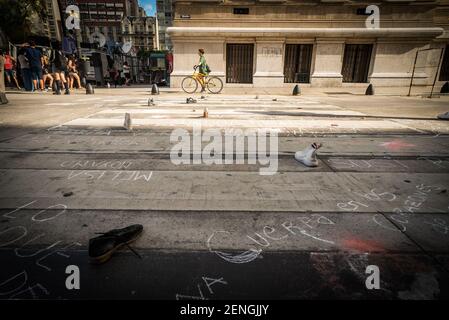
[17,47,33,91]
[25,40,44,91]
[68,55,83,90]
[108,64,119,88]
[3,49,21,90]
[123,61,131,86]
[42,53,53,91]
[50,42,70,95]
[0,50,5,99]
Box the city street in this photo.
[1,87,449,300]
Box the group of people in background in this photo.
[2,39,151,93]
[108,61,132,88]
[2,40,85,94]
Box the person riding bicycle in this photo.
[195,48,209,93]
[181,49,221,94]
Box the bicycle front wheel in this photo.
[181,77,198,94]
[206,76,223,94]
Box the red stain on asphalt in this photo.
[341,238,385,252]
[379,140,415,151]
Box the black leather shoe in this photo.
[89,224,143,264]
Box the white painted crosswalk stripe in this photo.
[94,108,366,117]
[55,95,420,133]
[62,117,410,131]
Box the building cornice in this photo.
[167,27,444,39]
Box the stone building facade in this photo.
[122,15,156,52]
[57,0,154,52]
[167,0,449,91]
[156,0,174,50]
[75,0,136,44]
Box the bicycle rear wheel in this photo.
[181,77,198,94]
[206,76,223,94]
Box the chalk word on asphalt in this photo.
[424,218,449,235]
[0,271,49,299]
[1,201,81,299]
[417,157,449,169]
[61,160,133,170]
[207,215,335,264]
[328,158,409,171]
[3,200,67,222]
[170,126,278,175]
[67,170,153,182]
[337,188,397,212]
[372,184,447,233]
[176,276,228,300]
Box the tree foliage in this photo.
[0,0,47,43]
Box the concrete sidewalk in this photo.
[1,87,449,300]
[4,91,447,134]
[6,84,449,97]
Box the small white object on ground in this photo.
[294,143,322,167]
[437,112,449,120]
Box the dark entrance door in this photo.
[226,44,254,84]
[342,44,373,83]
[284,44,313,83]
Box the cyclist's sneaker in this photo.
[294,143,322,167]
[186,97,197,104]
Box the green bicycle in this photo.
[181,66,223,94]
